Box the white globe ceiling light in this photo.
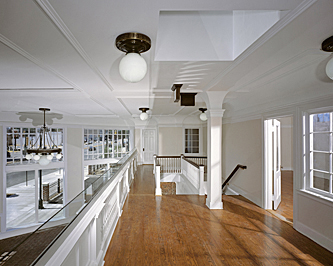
[199,108,208,121]
[326,57,333,80]
[322,36,333,80]
[25,108,62,165]
[116,32,151,83]
[139,108,149,121]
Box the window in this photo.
[185,128,199,154]
[6,127,63,165]
[84,129,130,160]
[305,111,332,197]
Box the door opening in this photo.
[265,116,293,223]
[142,129,156,164]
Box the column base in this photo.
[155,188,162,196]
[206,199,223,209]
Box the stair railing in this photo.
[222,164,247,189]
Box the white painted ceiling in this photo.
[0,0,332,124]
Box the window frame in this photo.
[183,127,201,155]
[84,128,130,161]
[303,108,333,199]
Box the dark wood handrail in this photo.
[156,156,181,158]
[222,164,247,189]
[184,156,207,159]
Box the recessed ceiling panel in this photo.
[155,10,286,61]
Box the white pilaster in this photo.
[206,108,225,209]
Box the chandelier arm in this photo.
[30,134,41,149]
[47,130,58,148]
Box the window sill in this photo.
[298,189,333,206]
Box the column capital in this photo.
[207,109,225,118]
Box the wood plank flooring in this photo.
[274,170,293,222]
[104,165,333,266]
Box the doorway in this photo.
[142,129,156,164]
[264,116,293,223]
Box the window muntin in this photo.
[307,112,333,197]
[6,127,64,166]
[185,128,199,154]
[84,129,130,160]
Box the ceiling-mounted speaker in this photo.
[180,93,197,106]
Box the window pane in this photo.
[7,171,35,228]
[313,133,330,151]
[312,113,330,132]
[313,152,330,172]
[313,171,330,192]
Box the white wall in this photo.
[280,116,293,170]
[158,127,183,155]
[222,119,263,207]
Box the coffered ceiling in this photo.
[0,0,332,125]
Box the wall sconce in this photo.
[199,108,207,121]
[139,108,149,121]
[322,36,333,80]
[116,32,151,83]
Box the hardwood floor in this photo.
[274,170,293,222]
[104,165,333,266]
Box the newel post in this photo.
[153,154,157,174]
[155,165,162,196]
[199,165,205,195]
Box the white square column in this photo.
[206,109,225,209]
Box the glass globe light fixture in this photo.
[47,154,53,161]
[116,32,151,83]
[26,154,32,160]
[326,57,333,80]
[33,154,41,161]
[119,53,147,83]
[199,108,208,121]
[39,155,50,166]
[322,36,333,80]
[56,153,62,160]
[139,107,149,121]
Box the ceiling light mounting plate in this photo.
[116,32,151,54]
[139,107,149,113]
[322,36,333,52]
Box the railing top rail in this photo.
[156,155,181,159]
[182,157,200,169]
[184,156,207,159]
[222,164,247,189]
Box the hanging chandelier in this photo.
[25,108,62,166]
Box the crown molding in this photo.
[36,0,115,92]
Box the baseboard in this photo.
[223,186,240,195]
[228,184,263,208]
[295,221,333,253]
